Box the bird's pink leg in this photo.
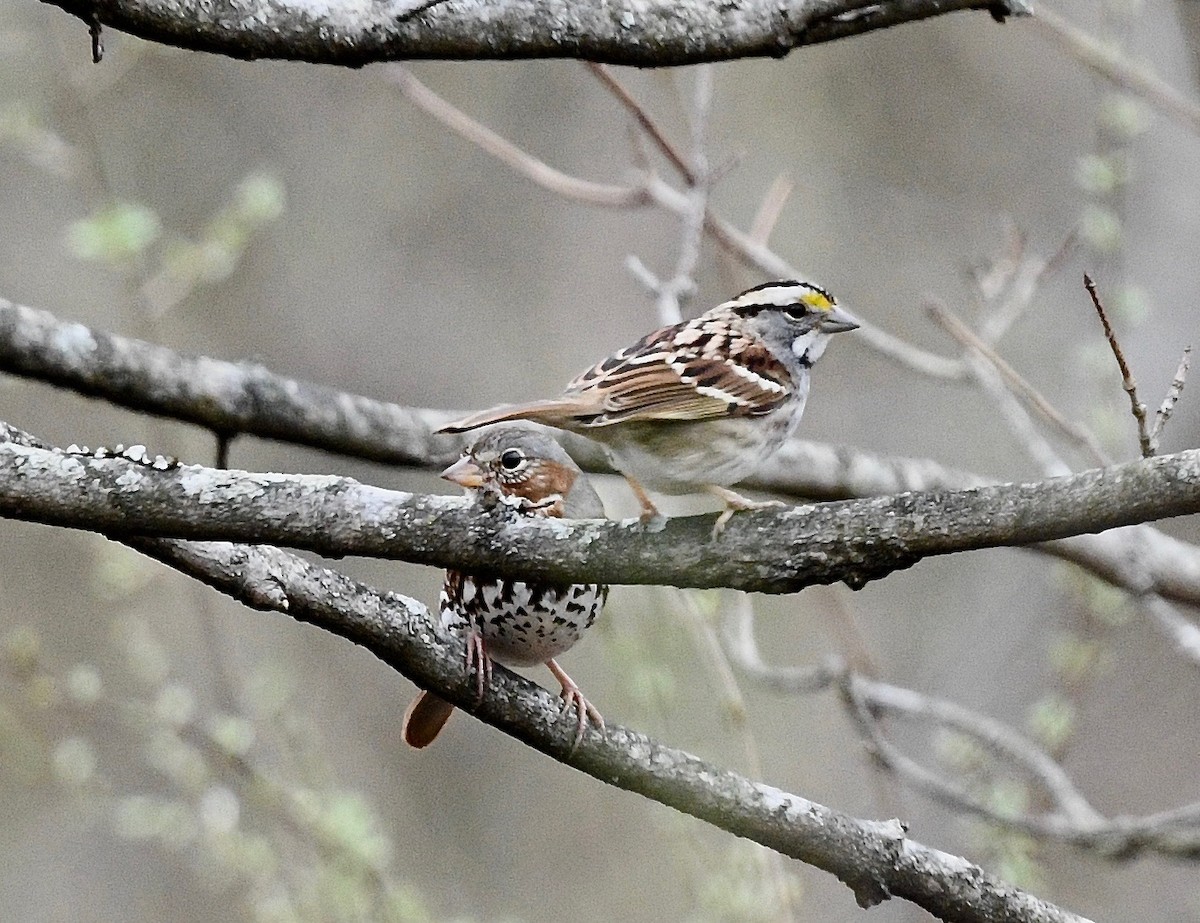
[707,484,786,537]
[464,629,493,706]
[622,474,663,525]
[546,659,604,749]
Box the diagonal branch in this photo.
[119,534,1088,923]
[4,431,1200,595]
[0,424,1086,919]
[40,0,1023,68]
[386,67,968,379]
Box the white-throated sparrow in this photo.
[402,427,608,749]
[439,280,858,524]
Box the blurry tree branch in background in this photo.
[385,64,971,380]
[40,0,1026,68]
[723,597,1200,859]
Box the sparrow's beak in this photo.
[821,306,860,334]
[441,455,486,489]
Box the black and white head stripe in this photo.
[721,280,836,315]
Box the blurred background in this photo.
[2,1,1199,920]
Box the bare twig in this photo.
[846,676,1107,830]
[651,66,714,324]
[586,63,694,183]
[927,299,1110,467]
[722,598,843,695]
[384,65,648,208]
[748,174,795,246]
[1150,347,1191,445]
[977,227,1077,347]
[725,602,1200,858]
[1032,7,1200,137]
[387,65,968,379]
[1139,592,1200,665]
[1084,274,1152,457]
[929,300,1069,475]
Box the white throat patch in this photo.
[792,330,829,363]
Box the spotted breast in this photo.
[402,426,609,749]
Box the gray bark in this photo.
[5,297,1200,604]
[121,533,1090,923]
[3,431,1199,594]
[41,0,1025,67]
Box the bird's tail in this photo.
[402,691,457,748]
[437,398,599,434]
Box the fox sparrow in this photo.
[402,426,608,749]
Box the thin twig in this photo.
[970,221,1025,302]
[1150,346,1191,445]
[927,299,1110,467]
[1032,7,1200,137]
[723,597,1200,857]
[748,174,795,246]
[388,64,968,379]
[1084,274,1152,457]
[625,67,714,324]
[586,63,694,183]
[977,228,1077,346]
[385,65,647,208]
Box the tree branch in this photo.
[41,0,1024,67]
[6,298,1200,606]
[118,532,1088,923]
[3,430,1200,595]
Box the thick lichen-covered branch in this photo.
[40,0,1023,67]
[2,430,1199,594]
[4,298,1200,604]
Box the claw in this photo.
[546,658,604,751]
[622,473,664,525]
[707,485,785,539]
[464,629,493,707]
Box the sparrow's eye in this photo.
[499,448,526,471]
[784,305,809,320]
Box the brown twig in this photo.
[645,66,714,325]
[586,63,694,183]
[385,65,647,208]
[1084,274,1152,457]
[926,299,1110,467]
[748,174,795,246]
[388,64,968,379]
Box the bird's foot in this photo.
[623,473,667,529]
[546,659,604,751]
[707,485,786,538]
[464,629,493,707]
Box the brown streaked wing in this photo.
[562,317,793,425]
